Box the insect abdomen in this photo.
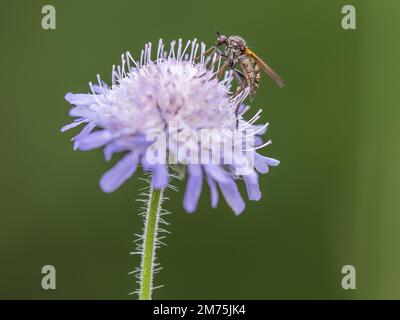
[254,62,261,89]
[239,55,260,99]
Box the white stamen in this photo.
[244,140,272,152]
[180,40,191,61]
[169,40,176,59]
[246,122,269,137]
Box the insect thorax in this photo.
[226,35,247,49]
[225,35,247,64]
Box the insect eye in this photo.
[217,35,227,45]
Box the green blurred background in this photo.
[0,0,399,299]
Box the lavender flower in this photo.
[62,39,279,215]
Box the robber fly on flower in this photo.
[205,32,285,102]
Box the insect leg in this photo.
[194,46,216,61]
[217,60,229,79]
[209,47,228,71]
[213,47,227,58]
[232,67,246,90]
[195,46,227,62]
[231,68,247,129]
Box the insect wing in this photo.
[244,48,285,88]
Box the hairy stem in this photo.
[139,187,163,300]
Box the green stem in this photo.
[139,187,163,300]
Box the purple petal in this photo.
[150,164,169,189]
[104,140,134,161]
[250,123,269,136]
[183,164,203,213]
[104,142,126,162]
[69,105,98,119]
[76,130,113,151]
[99,152,139,193]
[91,82,109,94]
[254,153,280,174]
[254,136,263,147]
[203,164,245,214]
[60,119,86,133]
[72,122,96,150]
[104,135,149,161]
[203,164,230,184]
[140,144,169,189]
[231,153,254,176]
[238,103,247,115]
[243,171,261,201]
[65,93,94,106]
[205,171,219,208]
[217,175,245,215]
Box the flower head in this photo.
[62,39,279,215]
